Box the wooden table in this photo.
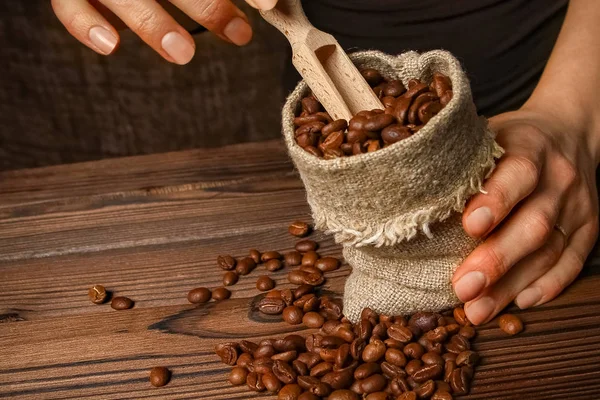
[1,139,599,400]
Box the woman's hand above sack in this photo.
[51,0,278,65]
[453,0,600,324]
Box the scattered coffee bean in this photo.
[278,383,303,400]
[266,259,284,272]
[314,257,341,272]
[111,296,133,310]
[259,297,286,315]
[257,276,275,291]
[263,372,283,393]
[301,251,320,267]
[295,240,318,253]
[223,271,238,286]
[283,306,304,325]
[303,311,325,328]
[236,257,256,275]
[249,249,261,264]
[499,314,524,335]
[285,251,303,267]
[149,366,171,387]
[212,287,231,301]
[88,284,107,304]
[289,221,311,237]
[229,366,248,385]
[262,251,282,262]
[215,342,238,365]
[217,255,236,271]
[187,288,211,304]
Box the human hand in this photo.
[453,107,599,324]
[51,0,278,65]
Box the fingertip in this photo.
[223,17,253,46]
[464,296,496,325]
[250,0,278,10]
[453,271,487,302]
[88,25,119,55]
[514,287,543,309]
[464,206,494,238]
[161,31,195,65]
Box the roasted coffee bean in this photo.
[298,393,320,400]
[414,379,436,399]
[262,372,282,393]
[332,324,356,343]
[382,95,397,108]
[320,335,346,348]
[294,114,326,126]
[299,265,322,275]
[248,249,261,264]
[315,257,341,272]
[449,368,469,395]
[446,334,470,354]
[296,132,319,148]
[324,148,345,159]
[298,352,321,369]
[403,82,429,100]
[282,335,307,352]
[405,359,423,376]
[329,389,360,400]
[441,353,456,363]
[336,343,351,367]
[458,325,476,339]
[384,80,406,96]
[301,251,320,267]
[303,311,325,328]
[361,68,384,86]
[305,334,323,353]
[404,343,425,360]
[302,97,321,114]
[236,257,256,275]
[358,319,373,340]
[366,139,381,153]
[320,130,345,151]
[351,338,366,360]
[298,375,321,390]
[347,129,368,144]
[289,221,311,237]
[440,90,453,106]
[229,366,248,385]
[295,240,318,252]
[237,352,253,368]
[303,295,321,313]
[384,348,407,367]
[384,338,404,350]
[239,340,258,354]
[453,307,469,326]
[254,344,276,359]
[294,293,314,308]
[266,289,282,299]
[264,259,283,272]
[281,289,295,306]
[408,312,439,335]
[341,142,354,155]
[397,392,417,400]
[321,369,354,390]
[272,351,298,363]
[258,297,286,315]
[215,342,238,365]
[392,377,412,394]
[354,362,381,380]
[361,374,387,394]
[222,271,239,286]
[381,125,411,145]
[456,351,479,367]
[444,323,460,335]
[372,322,388,338]
[148,366,171,387]
[310,362,333,377]
[88,284,107,304]
[365,392,390,400]
[285,251,303,267]
[421,352,444,366]
[408,92,438,125]
[435,381,451,393]
[320,348,339,363]
[364,113,395,131]
[212,287,231,301]
[256,276,275,291]
[272,360,297,384]
[320,297,343,320]
[412,364,443,383]
[322,119,349,136]
[499,314,524,335]
[246,372,265,392]
[261,251,282,262]
[387,325,413,343]
[352,141,365,155]
[443,361,456,383]
[288,269,324,286]
[431,391,453,400]
[349,115,369,131]
[393,96,413,124]
[217,255,236,271]
[350,379,364,394]
[425,327,448,343]
[373,83,385,97]
[111,296,134,310]
[283,306,304,325]
[431,73,452,97]
[304,145,323,157]
[278,383,303,400]
[419,101,443,124]
[362,340,386,362]
[293,359,309,376]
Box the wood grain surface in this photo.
[1,139,599,400]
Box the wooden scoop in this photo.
[260,0,383,121]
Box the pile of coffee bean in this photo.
[294,70,453,159]
[216,305,487,400]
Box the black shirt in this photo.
[287,0,568,116]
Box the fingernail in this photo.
[465,296,496,325]
[465,207,494,237]
[245,0,259,7]
[454,271,487,302]
[223,17,253,46]
[252,0,278,10]
[89,26,118,55]
[161,31,195,65]
[515,287,543,309]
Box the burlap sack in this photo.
[282,50,504,322]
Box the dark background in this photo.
[0,0,289,170]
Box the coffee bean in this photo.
[281,289,295,306]
[408,92,438,125]
[421,352,444,366]
[149,366,171,387]
[239,340,258,354]
[302,97,321,114]
[256,276,275,292]
[384,80,406,96]
[236,352,253,368]
[405,359,423,376]
[288,269,324,286]
[364,114,395,131]
[299,265,322,275]
[212,287,231,301]
[458,325,476,339]
[425,327,448,343]
[408,312,439,335]
[258,297,286,315]
[223,271,238,286]
[418,101,443,124]
[432,72,452,97]
[361,68,384,86]
[236,257,256,275]
[215,342,238,365]
[304,145,323,157]
[321,369,354,390]
[320,296,343,320]
[289,221,311,237]
[111,296,133,310]
[362,340,386,363]
[435,381,451,393]
[456,351,479,367]
[323,119,349,136]
[249,249,261,264]
[366,139,381,152]
[285,251,303,267]
[329,389,360,400]
[303,295,321,312]
[278,383,303,400]
[453,307,470,326]
[365,392,390,400]
[266,289,282,299]
[431,391,453,400]
[353,362,381,380]
[295,240,318,253]
[414,379,436,398]
[283,306,304,325]
[380,361,406,380]
[403,82,429,100]
[361,373,387,394]
[261,251,282,262]
[321,130,345,152]
[266,259,284,272]
[217,255,236,270]
[246,372,265,392]
[444,323,460,335]
[449,367,469,395]
[387,325,413,343]
[254,344,276,359]
[385,348,407,367]
[397,392,417,400]
[273,360,297,384]
[310,361,333,377]
[298,393,320,400]
[298,352,321,369]
[315,257,341,272]
[412,364,443,383]
[260,372,281,393]
[443,360,456,383]
[446,334,470,354]
[499,314,524,335]
[303,311,325,328]
[229,366,248,385]
[293,359,309,376]
[88,284,107,304]
[301,251,320,267]
[440,90,453,106]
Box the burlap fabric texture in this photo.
[282,50,504,322]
